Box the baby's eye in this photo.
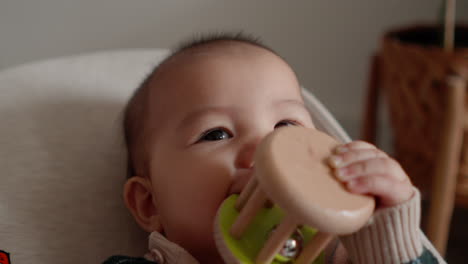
[198,128,233,142]
[274,120,299,129]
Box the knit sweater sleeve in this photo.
[338,188,446,264]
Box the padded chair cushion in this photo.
[0,49,350,264]
[0,50,168,263]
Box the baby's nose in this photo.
[230,137,263,195]
[235,138,262,169]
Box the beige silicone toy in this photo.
[214,127,375,264]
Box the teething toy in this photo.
[214,127,375,264]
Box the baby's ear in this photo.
[123,176,163,233]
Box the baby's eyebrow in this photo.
[274,99,305,107]
[274,99,309,113]
[274,99,312,123]
[177,107,233,130]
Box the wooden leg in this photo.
[295,232,334,264]
[361,54,380,143]
[427,76,465,255]
[230,186,267,239]
[255,215,297,264]
[235,177,258,211]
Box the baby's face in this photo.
[145,43,314,262]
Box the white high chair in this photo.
[0,49,351,263]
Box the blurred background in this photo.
[2,0,467,138]
[1,0,467,262]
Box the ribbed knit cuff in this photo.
[339,188,422,264]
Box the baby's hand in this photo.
[328,141,414,209]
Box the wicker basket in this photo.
[378,25,468,193]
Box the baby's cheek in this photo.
[151,147,236,253]
[158,166,231,235]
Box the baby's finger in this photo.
[334,157,406,182]
[328,148,387,169]
[346,174,414,208]
[335,141,376,154]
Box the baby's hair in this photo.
[123,32,278,178]
[173,32,278,58]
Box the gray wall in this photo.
[1,0,467,138]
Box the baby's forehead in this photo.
[148,45,295,108]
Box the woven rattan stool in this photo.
[217,127,374,264]
[362,25,468,255]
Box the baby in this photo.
[110,33,445,264]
